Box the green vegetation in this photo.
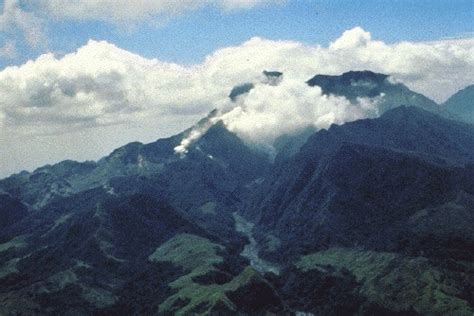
[0,258,20,279]
[263,234,281,253]
[35,268,116,308]
[198,201,217,215]
[41,214,72,237]
[298,248,397,279]
[149,233,267,315]
[34,270,79,295]
[51,214,72,228]
[81,286,117,308]
[0,235,27,252]
[149,233,224,272]
[298,248,473,315]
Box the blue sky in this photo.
[1,0,473,68]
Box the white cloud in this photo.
[220,0,284,10]
[0,40,200,132]
[0,0,282,57]
[330,26,372,50]
[173,77,382,156]
[0,0,46,49]
[1,27,472,131]
[34,0,283,24]
[0,40,16,59]
[218,78,380,147]
[0,27,473,175]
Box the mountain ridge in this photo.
[1,71,473,315]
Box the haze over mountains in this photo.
[444,84,474,124]
[0,69,473,315]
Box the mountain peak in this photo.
[306,70,390,100]
[229,70,284,101]
[341,70,388,82]
[263,70,283,78]
[229,83,254,101]
[307,70,439,114]
[307,70,389,89]
[263,70,283,86]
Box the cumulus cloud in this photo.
[0,27,473,167]
[330,26,372,50]
[219,78,380,146]
[34,0,283,24]
[0,40,202,132]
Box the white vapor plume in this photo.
[174,129,203,155]
[173,76,382,155]
[174,116,219,156]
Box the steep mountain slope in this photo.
[273,126,316,163]
[443,84,474,124]
[240,106,474,314]
[0,193,28,230]
[247,106,474,260]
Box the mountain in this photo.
[243,106,474,314]
[0,188,286,314]
[0,193,28,230]
[1,73,474,315]
[307,70,440,114]
[246,106,474,259]
[273,126,316,163]
[0,117,283,314]
[443,84,474,124]
[228,70,283,101]
[0,116,269,242]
